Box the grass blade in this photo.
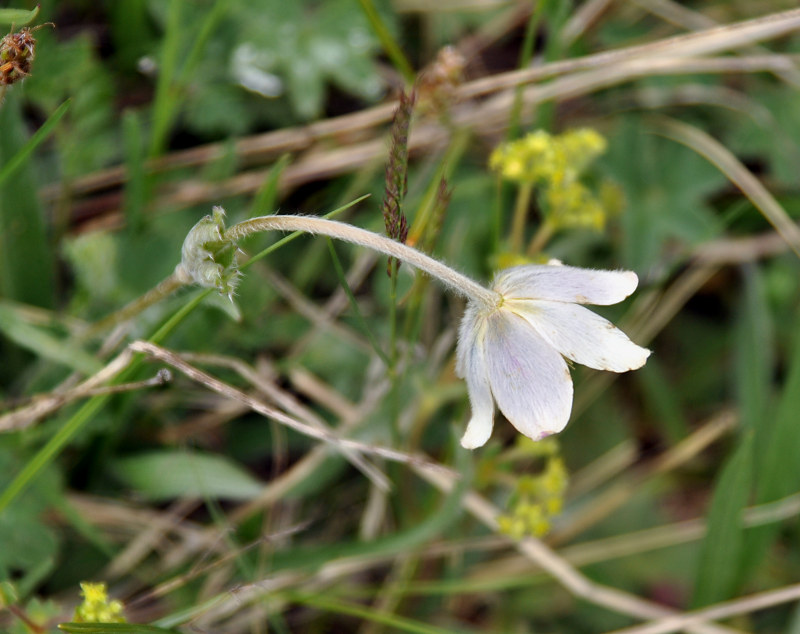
[0,100,69,188]
[692,432,753,607]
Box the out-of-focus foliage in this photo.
[150,0,388,131]
[1,0,800,632]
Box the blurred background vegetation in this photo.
[1,0,800,632]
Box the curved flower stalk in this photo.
[456,264,650,448]
[180,209,650,449]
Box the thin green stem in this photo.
[507,2,544,141]
[148,0,183,158]
[388,257,401,443]
[0,100,69,187]
[326,239,391,368]
[527,219,554,256]
[356,0,415,85]
[388,258,399,368]
[509,183,533,253]
[281,591,452,634]
[82,270,188,339]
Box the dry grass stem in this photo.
[45,8,800,225]
[414,463,740,634]
[0,347,135,431]
[179,351,391,491]
[129,341,453,475]
[550,410,737,545]
[610,583,800,634]
[653,118,800,259]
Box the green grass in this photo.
[2,2,800,632]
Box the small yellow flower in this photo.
[73,582,125,623]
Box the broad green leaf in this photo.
[113,451,263,501]
[692,433,753,607]
[0,6,39,25]
[0,303,101,375]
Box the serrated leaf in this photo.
[113,451,263,501]
[692,432,753,607]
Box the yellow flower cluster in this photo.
[73,582,125,624]
[497,439,568,539]
[489,128,613,231]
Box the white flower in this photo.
[455,264,650,449]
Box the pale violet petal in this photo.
[455,302,481,379]
[456,302,495,449]
[460,382,494,449]
[485,310,573,441]
[493,264,639,306]
[511,300,651,372]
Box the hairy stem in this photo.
[226,215,499,308]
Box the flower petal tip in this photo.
[631,346,652,370]
[460,416,493,449]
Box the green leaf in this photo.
[758,325,800,499]
[735,265,774,456]
[113,451,264,501]
[0,100,70,189]
[692,432,753,607]
[0,447,61,584]
[738,323,800,582]
[248,153,291,218]
[0,6,40,25]
[0,303,102,375]
[23,35,116,178]
[121,110,147,232]
[0,93,56,308]
[604,117,725,271]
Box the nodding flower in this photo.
[182,210,650,449]
[456,263,650,448]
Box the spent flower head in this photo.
[456,262,650,449]
[177,206,240,299]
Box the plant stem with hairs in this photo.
[224,214,499,310]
